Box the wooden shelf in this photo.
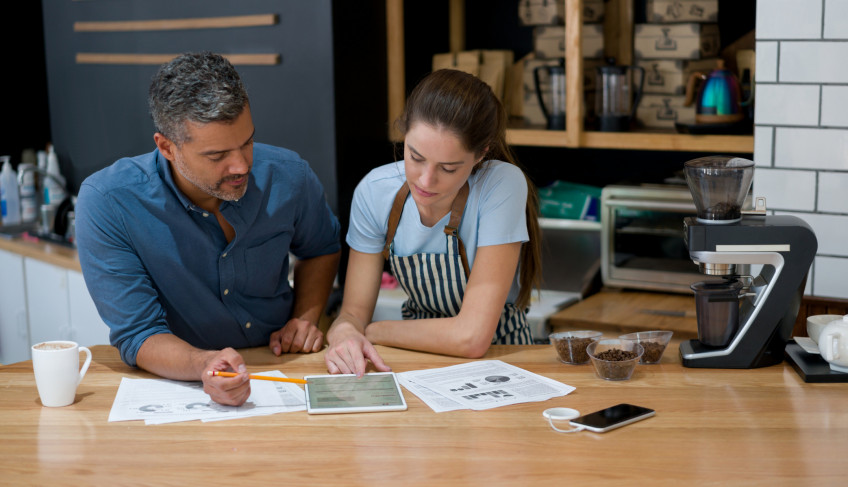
[386,0,754,155]
[507,128,753,153]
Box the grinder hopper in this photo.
[683,156,754,224]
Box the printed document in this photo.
[108,370,306,425]
[398,360,575,412]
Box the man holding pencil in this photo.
[75,52,341,406]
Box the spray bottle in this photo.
[43,144,66,206]
[18,161,38,223]
[1,155,22,226]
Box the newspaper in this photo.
[398,360,575,412]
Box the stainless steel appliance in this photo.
[600,184,705,293]
[679,156,817,368]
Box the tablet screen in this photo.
[304,372,408,414]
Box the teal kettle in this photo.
[684,59,751,124]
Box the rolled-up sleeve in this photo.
[75,183,171,366]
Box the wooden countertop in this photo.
[0,234,80,271]
[550,289,699,339]
[1,344,845,485]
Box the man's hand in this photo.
[269,317,324,355]
[200,347,251,406]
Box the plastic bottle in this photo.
[43,144,66,206]
[1,155,22,226]
[18,162,38,223]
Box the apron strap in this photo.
[383,181,471,278]
[382,183,410,260]
[443,182,471,276]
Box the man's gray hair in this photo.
[148,51,249,145]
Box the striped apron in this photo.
[381,183,532,345]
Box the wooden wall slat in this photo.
[74,14,278,32]
[75,53,280,66]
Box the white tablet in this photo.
[303,372,408,414]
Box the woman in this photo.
[325,69,542,376]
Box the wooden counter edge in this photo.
[0,236,81,272]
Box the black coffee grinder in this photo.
[680,156,817,368]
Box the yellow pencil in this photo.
[208,370,308,384]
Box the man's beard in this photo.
[172,153,249,201]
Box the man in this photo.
[75,52,341,406]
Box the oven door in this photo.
[601,185,701,293]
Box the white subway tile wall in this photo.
[824,0,848,39]
[756,0,822,39]
[754,126,773,166]
[773,127,848,170]
[758,0,848,299]
[817,171,848,213]
[813,256,848,298]
[780,42,848,82]
[753,169,816,211]
[821,85,848,126]
[755,41,778,82]
[754,84,820,126]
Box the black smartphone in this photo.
[569,403,655,433]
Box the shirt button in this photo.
[202,212,209,217]
[222,252,228,258]
[245,322,252,329]
[224,289,229,295]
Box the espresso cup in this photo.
[31,341,92,407]
[806,314,843,345]
[819,316,848,374]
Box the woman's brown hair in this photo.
[394,69,542,310]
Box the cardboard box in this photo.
[582,0,605,23]
[534,24,604,59]
[634,23,720,60]
[638,58,720,95]
[636,94,695,129]
[432,50,514,103]
[518,0,605,26]
[646,0,718,23]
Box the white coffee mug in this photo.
[32,341,92,407]
[818,316,848,374]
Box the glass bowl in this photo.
[587,339,644,381]
[619,330,674,364]
[549,330,603,364]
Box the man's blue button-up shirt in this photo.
[75,143,340,366]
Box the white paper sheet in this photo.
[108,370,306,425]
[398,360,575,412]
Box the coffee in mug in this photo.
[31,340,92,407]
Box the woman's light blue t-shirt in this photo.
[346,160,529,302]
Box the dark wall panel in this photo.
[41,0,338,211]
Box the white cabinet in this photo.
[24,258,71,347]
[0,249,30,364]
[67,270,110,347]
[24,258,109,349]
[0,246,109,364]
